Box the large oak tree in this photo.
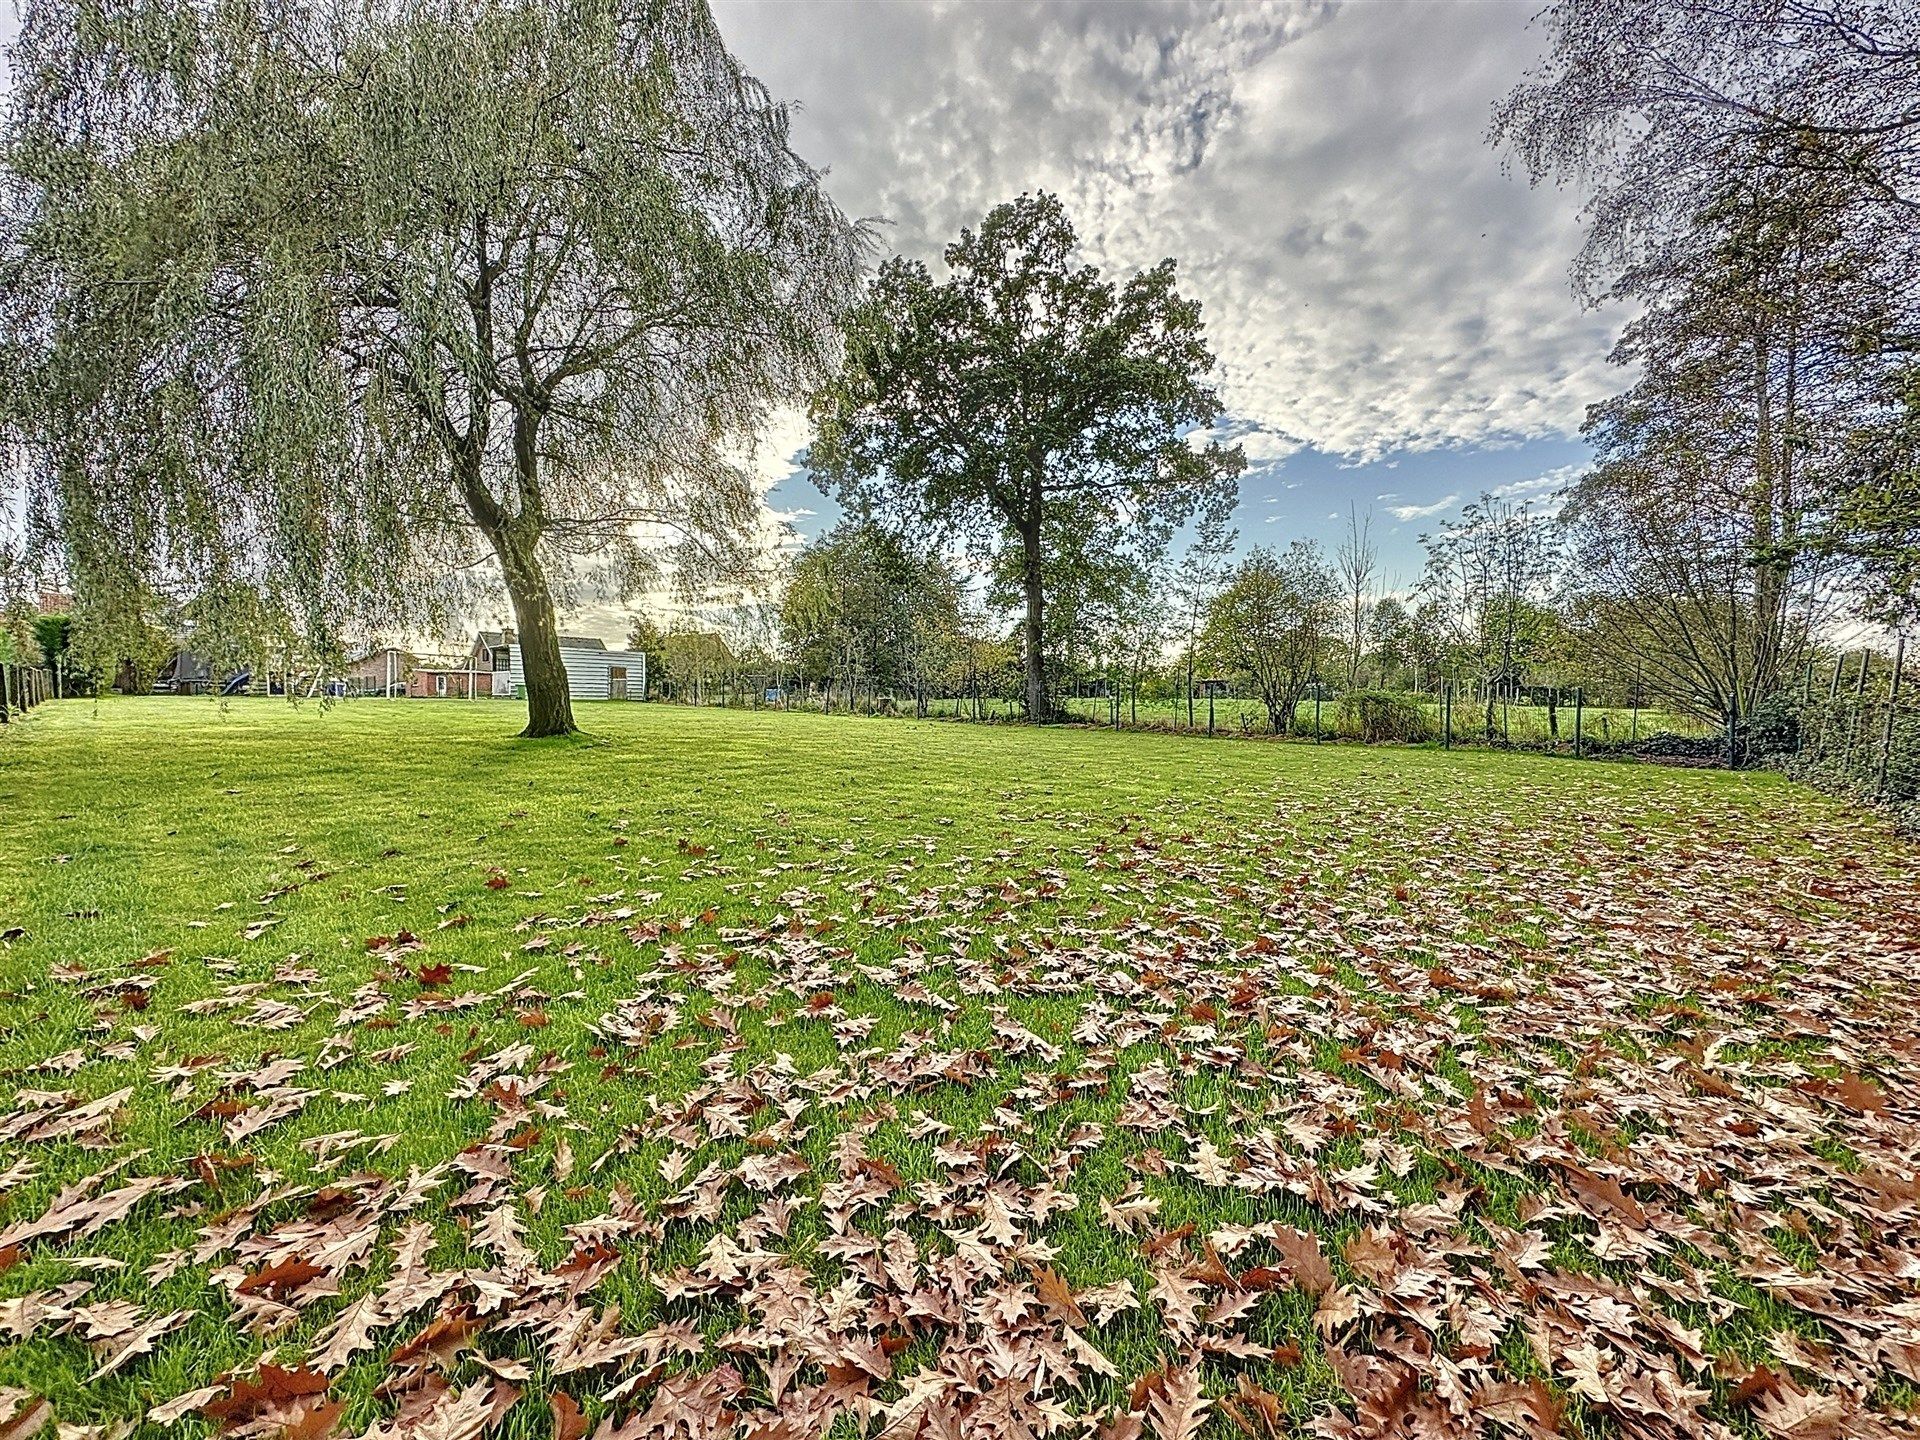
[0,0,862,735]
[806,193,1241,722]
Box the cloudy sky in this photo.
[0,0,1624,633]
[714,0,1622,596]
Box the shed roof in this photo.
[475,629,607,653]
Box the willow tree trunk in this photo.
[453,404,578,738]
[495,524,578,739]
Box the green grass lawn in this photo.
[1,698,1915,1439]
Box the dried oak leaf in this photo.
[0,1391,53,1440]
[237,1259,326,1297]
[549,1394,588,1440]
[1031,1265,1088,1328]
[1268,1226,1334,1298]
[201,1364,330,1430]
[389,1307,486,1373]
[1141,1362,1209,1440]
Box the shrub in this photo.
[1336,690,1435,744]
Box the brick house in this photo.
[343,646,417,696]
[407,665,490,698]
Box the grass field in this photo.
[1,698,1916,1439]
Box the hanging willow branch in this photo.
[0,0,866,730]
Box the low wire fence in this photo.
[615,654,1920,824]
[1042,685,1717,759]
[719,678,1723,763]
[1768,640,1917,826]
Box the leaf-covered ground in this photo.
[1,699,1916,1440]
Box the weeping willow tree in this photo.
[0,0,863,735]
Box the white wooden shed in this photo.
[472,630,645,700]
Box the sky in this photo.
[712,0,1624,602]
[0,0,1625,638]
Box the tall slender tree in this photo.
[1495,0,1920,631]
[1336,505,1377,691]
[807,193,1241,722]
[0,0,863,736]
[1418,495,1563,738]
[1171,516,1238,727]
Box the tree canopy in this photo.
[781,522,963,711]
[1202,542,1338,735]
[0,0,864,734]
[806,192,1241,721]
[1418,495,1563,737]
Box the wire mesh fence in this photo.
[549,648,1917,827]
[1039,683,1719,759]
[1769,638,1917,825]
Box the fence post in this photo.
[1847,649,1871,759]
[1443,682,1452,750]
[1207,688,1215,737]
[1313,683,1322,743]
[1574,687,1583,759]
[1878,635,1905,800]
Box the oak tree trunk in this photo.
[1020,527,1051,722]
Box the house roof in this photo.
[474,629,607,653]
[346,645,417,666]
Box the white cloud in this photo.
[1384,493,1458,522]
[1239,428,1306,464]
[715,0,1619,463]
[1188,422,1302,463]
[1490,462,1585,499]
